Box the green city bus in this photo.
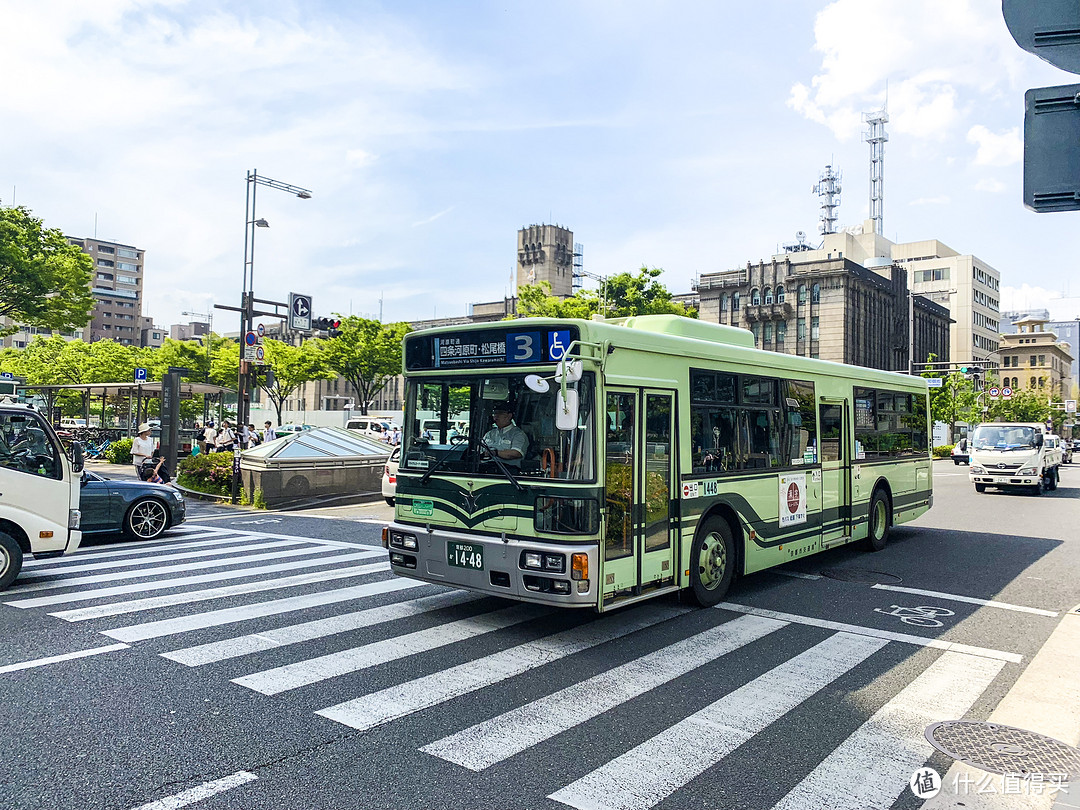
[383,315,932,612]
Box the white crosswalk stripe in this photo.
[3,526,1021,810]
[771,651,1006,810]
[547,632,890,810]
[315,604,693,732]
[6,550,383,609]
[160,589,479,665]
[48,559,389,621]
[234,601,551,695]
[13,543,345,593]
[422,613,787,771]
[21,531,255,567]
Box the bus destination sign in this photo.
[406,326,577,370]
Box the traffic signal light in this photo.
[959,366,970,375]
[312,317,342,336]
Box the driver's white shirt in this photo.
[482,423,528,467]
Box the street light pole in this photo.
[233,169,312,503]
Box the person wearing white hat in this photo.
[132,423,156,476]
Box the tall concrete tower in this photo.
[516,224,575,298]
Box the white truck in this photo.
[0,401,84,589]
[968,422,1059,495]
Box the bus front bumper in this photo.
[385,521,597,608]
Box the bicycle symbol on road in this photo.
[874,604,955,627]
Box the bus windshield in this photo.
[402,373,596,481]
[970,424,1037,451]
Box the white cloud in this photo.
[790,0,1026,142]
[1001,285,1080,320]
[967,125,1022,167]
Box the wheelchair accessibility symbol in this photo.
[874,604,955,627]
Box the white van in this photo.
[346,417,397,440]
[0,402,84,589]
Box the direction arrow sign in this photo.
[289,293,312,331]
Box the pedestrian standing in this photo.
[247,423,261,448]
[216,420,236,453]
[193,421,207,455]
[239,423,250,450]
[263,420,274,443]
[391,426,401,446]
[203,421,218,453]
[132,423,156,477]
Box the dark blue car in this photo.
[80,471,186,541]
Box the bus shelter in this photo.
[17,381,235,435]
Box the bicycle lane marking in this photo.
[870,584,1059,617]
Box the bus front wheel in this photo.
[688,516,735,607]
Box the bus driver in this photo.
[482,401,529,468]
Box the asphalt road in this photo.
[1,460,1078,810]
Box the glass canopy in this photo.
[243,426,390,460]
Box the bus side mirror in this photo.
[555,389,579,431]
[70,441,85,474]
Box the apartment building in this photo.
[68,236,146,346]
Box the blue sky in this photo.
[3,0,1079,332]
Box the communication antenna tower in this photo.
[813,164,842,235]
[864,105,889,234]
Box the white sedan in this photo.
[382,446,399,506]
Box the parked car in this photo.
[274,423,313,438]
[346,418,397,440]
[951,438,969,465]
[382,446,399,506]
[79,470,186,541]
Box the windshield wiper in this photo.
[479,439,525,493]
[419,444,463,486]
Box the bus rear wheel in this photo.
[864,489,891,552]
[0,531,24,591]
[688,516,735,607]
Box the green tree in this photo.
[320,317,411,415]
[928,371,979,440]
[515,267,697,320]
[986,386,1051,425]
[0,206,95,335]
[256,338,333,426]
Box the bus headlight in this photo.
[389,530,418,550]
[523,552,543,569]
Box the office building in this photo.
[996,316,1075,400]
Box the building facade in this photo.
[68,236,146,346]
[996,316,1074,400]
[1001,311,1079,396]
[695,249,951,372]
[516,224,575,297]
[0,323,84,349]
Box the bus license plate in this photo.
[447,541,484,570]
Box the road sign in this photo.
[255,345,265,364]
[1067,399,1077,413]
[1003,386,1014,399]
[245,331,259,347]
[989,386,1000,399]
[926,377,943,389]
[289,293,312,331]
[257,323,265,338]
[0,371,13,381]
[134,367,148,383]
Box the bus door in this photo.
[602,389,677,606]
[819,398,852,547]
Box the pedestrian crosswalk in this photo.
[3,523,1025,810]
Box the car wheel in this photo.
[974,483,987,493]
[1032,475,1045,496]
[0,531,24,591]
[384,497,395,507]
[953,459,960,465]
[864,489,891,552]
[688,516,736,607]
[1048,468,1058,491]
[124,499,170,541]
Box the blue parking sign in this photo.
[134,367,148,382]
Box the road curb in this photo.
[923,606,1080,808]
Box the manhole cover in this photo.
[926,721,1080,778]
[819,568,902,585]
